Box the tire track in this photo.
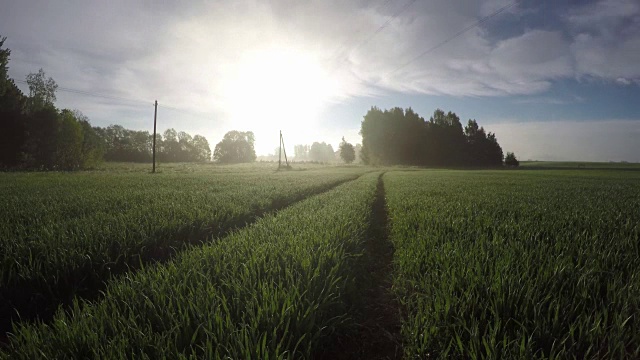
[0,173,364,344]
[319,172,403,359]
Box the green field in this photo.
[1,164,639,358]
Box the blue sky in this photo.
[1,0,639,161]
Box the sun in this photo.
[222,47,336,153]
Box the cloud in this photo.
[5,0,638,101]
[567,0,640,83]
[512,95,583,105]
[3,0,639,157]
[4,0,588,105]
[486,119,640,162]
[616,77,633,85]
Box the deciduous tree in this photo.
[339,137,355,164]
[26,68,58,111]
[213,131,256,163]
[505,152,519,167]
[0,37,27,167]
[309,142,335,163]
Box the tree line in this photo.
[96,125,211,163]
[0,37,211,170]
[360,106,517,167]
[289,139,357,164]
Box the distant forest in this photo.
[0,37,210,170]
[360,107,516,167]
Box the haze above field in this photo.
[2,0,639,161]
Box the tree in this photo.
[192,135,211,162]
[0,37,28,168]
[505,152,519,167]
[26,68,58,111]
[22,105,59,169]
[213,130,256,163]
[354,143,363,163]
[0,36,11,96]
[55,110,84,170]
[360,106,427,165]
[339,137,355,164]
[94,125,209,163]
[464,119,503,167]
[294,144,309,160]
[309,142,334,163]
[359,106,508,168]
[76,113,104,168]
[425,109,465,166]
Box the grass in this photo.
[1,172,381,359]
[2,163,640,359]
[0,165,368,334]
[520,161,640,170]
[384,169,640,358]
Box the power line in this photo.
[14,78,217,123]
[388,0,518,76]
[326,0,395,65]
[329,0,419,74]
[157,103,212,116]
[14,79,152,106]
[352,0,419,54]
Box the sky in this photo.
[1,0,639,161]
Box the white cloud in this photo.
[4,1,584,105]
[3,0,640,157]
[617,77,633,85]
[567,0,640,28]
[567,0,640,82]
[489,30,573,82]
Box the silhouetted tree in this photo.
[94,126,208,163]
[309,142,335,163]
[464,119,503,167]
[505,152,519,167]
[0,36,9,95]
[55,109,84,170]
[0,37,28,168]
[213,130,256,163]
[22,105,59,169]
[26,68,58,112]
[360,106,507,167]
[360,106,427,165]
[1,63,104,172]
[96,125,150,162]
[425,109,466,166]
[20,68,63,169]
[192,135,211,161]
[75,111,104,168]
[162,128,179,162]
[339,137,355,164]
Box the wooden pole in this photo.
[281,132,288,166]
[279,130,282,168]
[152,100,157,173]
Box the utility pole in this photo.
[278,130,289,169]
[279,130,282,168]
[281,132,288,166]
[152,100,157,173]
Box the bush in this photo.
[505,152,519,167]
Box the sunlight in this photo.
[222,47,337,154]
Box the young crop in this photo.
[2,172,380,358]
[0,166,367,334]
[385,170,640,359]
